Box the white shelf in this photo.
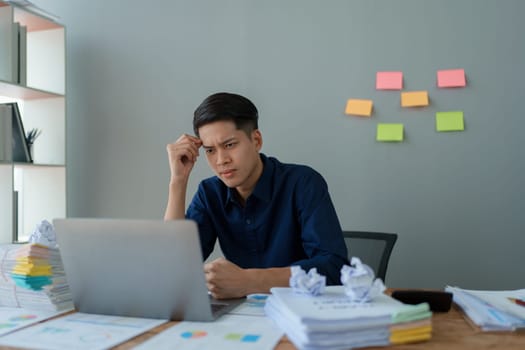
[0,1,66,243]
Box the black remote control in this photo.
[391,290,453,312]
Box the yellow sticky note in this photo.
[436,111,464,131]
[345,99,373,117]
[401,91,429,107]
[377,123,404,142]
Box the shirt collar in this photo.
[225,153,273,207]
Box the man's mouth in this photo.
[220,169,235,178]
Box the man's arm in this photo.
[164,134,202,220]
[292,169,349,284]
[204,258,291,299]
[164,178,189,220]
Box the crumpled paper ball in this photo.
[340,257,386,302]
[28,220,58,248]
[289,265,326,296]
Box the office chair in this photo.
[342,231,398,283]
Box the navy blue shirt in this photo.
[186,153,348,285]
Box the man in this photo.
[165,92,348,299]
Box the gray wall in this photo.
[35,0,525,289]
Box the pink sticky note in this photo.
[437,69,466,88]
[376,71,403,90]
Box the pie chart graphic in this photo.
[181,330,207,339]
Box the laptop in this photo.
[53,218,244,321]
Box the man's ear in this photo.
[252,129,263,151]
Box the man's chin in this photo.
[220,177,239,188]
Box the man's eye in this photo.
[205,149,214,154]
[225,143,235,148]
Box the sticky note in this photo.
[401,91,429,107]
[437,69,466,88]
[436,111,464,131]
[376,71,403,90]
[377,123,404,142]
[345,99,373,117]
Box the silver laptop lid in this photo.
[54,218,218,321]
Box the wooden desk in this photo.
[1,306,524,349]
[108,305,524,350]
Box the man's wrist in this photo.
[165,178,189,220]
[169,176,188,188]
[244,267,291,294]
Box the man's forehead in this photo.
[198,120,251,145]
[200,131,245,147]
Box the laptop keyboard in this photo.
[211,302,229,313]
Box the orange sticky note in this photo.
[401,91,429,107]
[437,69,466,88]
[376,71,403,90]
[345,99,373,117]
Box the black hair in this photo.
[193,92,259,136]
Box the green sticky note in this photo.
[377,123,404,142]
[436,111,464,132]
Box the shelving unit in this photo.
[0,1,65,243]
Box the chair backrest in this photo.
[342,231,398,283]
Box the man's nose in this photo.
[216,149,230,165]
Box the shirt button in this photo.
[246,219,251,224]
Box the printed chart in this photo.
[0,312,167,350]
[0,307,66,336]
[135,314,283,350]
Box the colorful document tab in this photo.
[345,99,373,117]
[376,71,403,90]
[437,69,466,88]
[401,91,429,107]
[377,123,404,142]
[436,111,464,132]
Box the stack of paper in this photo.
[446,286,525,331]
[265,286,432,350]
[0,244,73,311]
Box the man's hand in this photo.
[166,134,203,183]
[204,258,292,299]
[204,258,250,299]
[164,134,203,220]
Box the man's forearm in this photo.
[244,266,291,294]
[164,180,188,220]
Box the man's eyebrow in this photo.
[202,137,237,149]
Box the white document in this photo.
[264,286,430,350]
[0,312,167,350]
[267,286,415,328]
[462,288,525,319]
[0,307,67,336]
[135,314,284,350]
[446,286,525,331]
[269,303,389,349]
